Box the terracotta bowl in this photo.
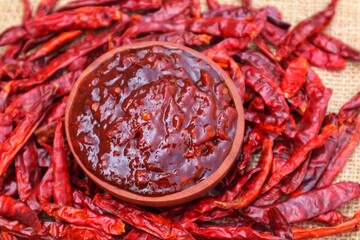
[65,41,245,207]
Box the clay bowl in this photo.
[65,41,245,207]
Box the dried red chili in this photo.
[317,115,360,188]
[194,208,237,223]
[2,43,24,59]
[14,30,128,92]
[280,57,309,98]
[237,49,284,85]
[56,0,119,11]
[276,84,333,195]
[117,0,164,12]
[228,56,246,100]
[248,96,265,113]
[203,37,251,58]
[216,139,273,209]
[0,113,13,143]
[180,168,260,226]
[244,181,360,224]
[52,118,72,206]
[276,1,337,58]
[286,88,308,115]
[292,210,360,239]
[138,31,212,47]
[202,5,253,19]
[72,189,103,214]
[22,0,32,23]
[0,216,41,239]
[29,30,82,60]
[0,89,55,175]
[244,110,286,133]
[262,124,336,193]
[123,20,186,38]
[35,146,51,167]
[261,21,288,46]
[93,194,195,240]
[311,33,360,61]
[271,138,293,174]
[238,127,265,171]
[283,114,297,139]
[25,7,123,37]
[311,210,349,226]
[34,97,69,143]
[22,33,55,54]
[0,26,28,46]
[42,221,113,240]
[124,229,159,240]
[0,59,44,80]
[293,114,339,195]
[35,0,58,18]
[306,67,324,85]
[135,0,200,22]
[253,35,279,63]
[43,96,69,125]
[188,223,283,240]
[188,11,266,39]
[338,92,360,124]
[41,201,125,235]
[314,94,360,188]
[295,41,346,70]
[34,122,57,144]
[0,195,41,230]
[58,0,162,13]
[5,71,76,119]
[260,6,290,30]
[26,164,53,212]
[14,138,40,201]
[243,67,289,129]
[267,207,294,240]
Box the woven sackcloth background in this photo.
[0,0,359,239]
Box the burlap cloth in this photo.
[0,0,359,239]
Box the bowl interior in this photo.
[65,41,245,207]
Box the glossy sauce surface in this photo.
[69,45,238,195]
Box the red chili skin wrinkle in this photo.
[69,45,238,196]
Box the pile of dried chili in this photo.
[0,0,359,239]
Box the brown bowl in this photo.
[65,41,244,207]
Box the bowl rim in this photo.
[65,41,245,207]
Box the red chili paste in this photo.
[69,45,238,195]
